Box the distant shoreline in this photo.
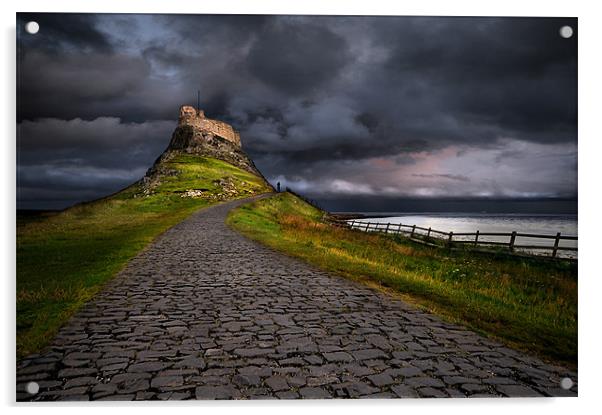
[331,211,578,220]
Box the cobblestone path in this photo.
[17,195,577,401]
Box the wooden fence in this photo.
[337,220,577,259]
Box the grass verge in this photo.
[17,154,271,358]
[227,192,577,366]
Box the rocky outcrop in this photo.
[164,123,261,176]
[143,105,270,189]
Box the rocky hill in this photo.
[141,105,272,199]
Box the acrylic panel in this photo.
[16,13,577,401]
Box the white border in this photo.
[3,1,601,414]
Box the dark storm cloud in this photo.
[246,20,352,94]
[16,14,577,209]
[379,17,577,143]
[163,14,270,44]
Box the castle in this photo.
[159,105,264,178]
[178,105,241,147]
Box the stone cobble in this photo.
[16,195,578,400]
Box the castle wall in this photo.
[178,105,241,146]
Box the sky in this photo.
[16,14,577,211]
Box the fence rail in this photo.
[335,219,577,259]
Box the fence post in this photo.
[365,222,370,232]
[448,231,454,248]
[385,223,390,234]
[350,220,355,229]
[397,223,402,235]
[552,232,561,257]
[509,231,517,252]
[410,225,416,238]
[474,230,480,247]
[427,227,431,239]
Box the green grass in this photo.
[227,192,577,366]
[17,154,271,358]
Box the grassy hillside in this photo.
[17,154,272,358]
[227,192,577,366]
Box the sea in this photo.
[346,213,578,259]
